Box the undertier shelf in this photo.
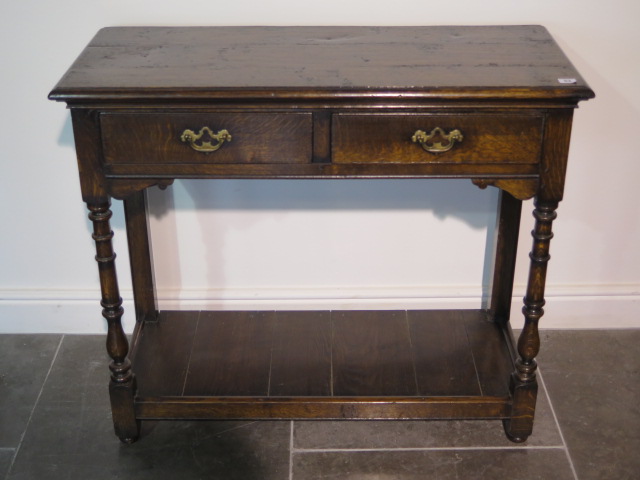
[130,309,516,420]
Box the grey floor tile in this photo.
[0,335,62,447]
[7,335,291,480]
[539,329,640,376]
[9,414,290,480]
[539,330,640,480]
[0,449,15,478]
[293,448,574,480]
[36,335,110,407]
[542,372,640,480]
[294,381,561,449]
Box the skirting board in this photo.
[1,285,638,333]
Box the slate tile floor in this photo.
[1,330,639,479]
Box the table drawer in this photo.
[101,112,313,165]
[332,114,543,164]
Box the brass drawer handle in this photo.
[180,127,232,152]
[412,127,463,153]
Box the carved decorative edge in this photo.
[109,179,175,200]
[471,178,538,200]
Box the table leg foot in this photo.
[504,368,538,442]
[109,376,140,443]
[119,436,139,445]
[503,420,528,443]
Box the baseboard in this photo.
[1,285,638,333]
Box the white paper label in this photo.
[558,78,577,84]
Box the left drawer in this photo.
[101,112,313,165]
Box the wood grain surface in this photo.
[49,26,594,102]
[133,309,511,400]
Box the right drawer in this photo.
[332,114,544,165]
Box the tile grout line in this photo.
[288,421,294,480]
[291,445,567,453]
[538,368,580,480]
[5,335,64,480]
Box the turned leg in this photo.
[504,199,558,443]
[88,201,140,443]
[489,190,523,325]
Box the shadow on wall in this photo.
[147,178,502,307]
[173,178,498,226]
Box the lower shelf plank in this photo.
[130,311,199,396]
[270,311,332,396]
[408,310,482,396]
[184,311,275,396]
[331,310,416,396]
[132,309,515,421]
[135,395,511,420]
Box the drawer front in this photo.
[102,112,313,165]
[332,114,543,164]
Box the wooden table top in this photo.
[49,25,594,103]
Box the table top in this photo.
[49,25,594,103]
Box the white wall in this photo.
[1,1,638,333]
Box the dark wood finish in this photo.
[312,111,332,164]
[183,311,275,396]
[69,109,108,204]
[49,26,592,102]
[465,313,514,397]
[331,311,416,396]
[87,201,138,442]
[49,26,593,444]
[131,311,199,396]
[123,190,157,324]
[269,311,332,396]
[333,114,543,165]
[504,199,558,442]
[489,190,523,325]
[104,161,540,191]
[136,396,511,420]
[132,309,512,416]
[102,112,313,165]
[407,310,481,396]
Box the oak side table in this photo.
[49,26,594,443]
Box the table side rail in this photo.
[135,395,512,420]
